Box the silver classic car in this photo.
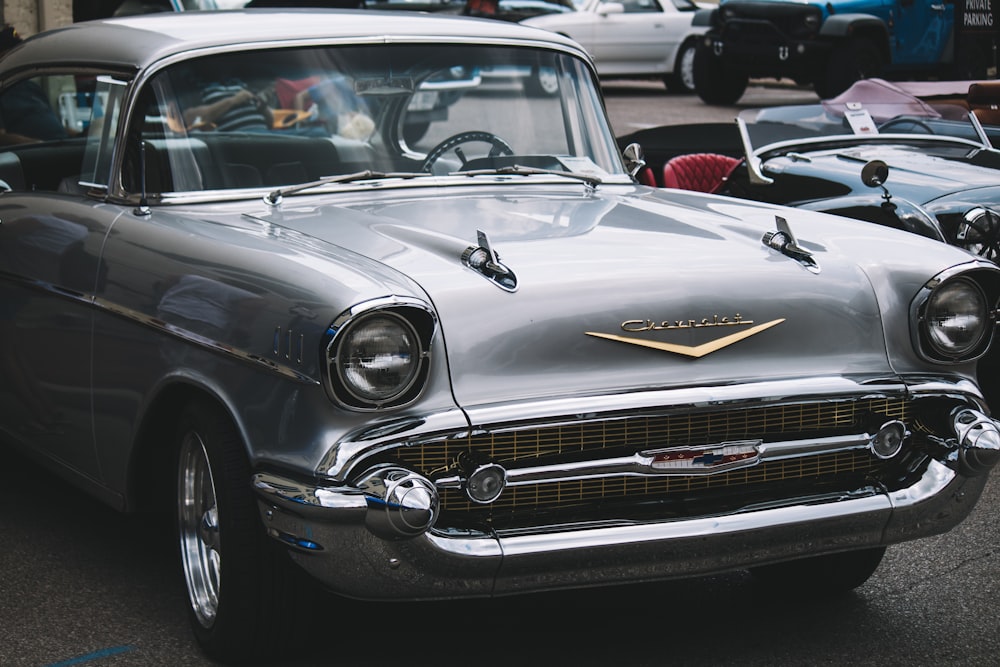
[1,9,999,663]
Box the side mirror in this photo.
[861,159,889,188]
[622,142,646,178]
[598,2,625,16]
[861,159,895,210]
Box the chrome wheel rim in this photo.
[680,45,696,93]
[178,431,221,628]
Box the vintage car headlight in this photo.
[324,301,435,410]
[920,277,991,361]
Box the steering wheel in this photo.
[420,131,514,173]
[879,117,936,134]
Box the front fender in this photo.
[692,7,717,29]
[819,14,888,39]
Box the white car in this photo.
[521,0,706,93]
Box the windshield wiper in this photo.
[264,170,428,205]
[458,165,603,188]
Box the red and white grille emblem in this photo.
[645,440,761,475]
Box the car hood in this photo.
[773,145,1000,205]
[250,184,907,407]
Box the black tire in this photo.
[816,38,883,100]
[693,42,749,105]
[524,66,559,97]
[664,39,698,94]
[175,400,309,663]
[749,546,886,597]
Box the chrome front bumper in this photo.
[253,456,991,601]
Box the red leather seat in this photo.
[636,166,657,187]
[662,153,740,193]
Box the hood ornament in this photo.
[762,215,819,273]
[462,230,517,292]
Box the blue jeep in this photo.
[692,0,994,104]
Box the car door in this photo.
[891,0,953,65]
[0,72,123,483]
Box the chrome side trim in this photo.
[98,297,320,383]
[0,269,319,384]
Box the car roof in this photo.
[0,8,587,77]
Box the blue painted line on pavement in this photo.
[46,645,137,666]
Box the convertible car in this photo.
[619,78,1000,260]
[2,12,999,664]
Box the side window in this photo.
[80,76,125,190]
[620,0,662,13]
[0,74,69,144]
[0,74,100,192]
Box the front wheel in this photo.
[816,38,883,100]
[749,546,886,597]
[664,40,698,94]
[176,401,307,662]
[693,42,748,105]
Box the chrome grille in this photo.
[396,397,909,473]
[443,449,881,514]
[390,397,908,518]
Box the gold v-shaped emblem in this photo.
[585,318,785,358]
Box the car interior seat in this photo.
[968,81,1000,126]
[661,153,740,193]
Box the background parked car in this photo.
[521,0,706,93]
[620,77,1000,261]
[692,0,997,105]
[464,0,575,21]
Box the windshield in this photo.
[738,95,991,157]
[127,43,626,198]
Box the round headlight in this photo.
[923,278,990,359]
[336,313,421,404]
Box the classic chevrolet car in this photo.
[1,10,999,664]
[619,78,1000,261]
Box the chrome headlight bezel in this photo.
[323,298,436,411]
[915,275,994,363]
[957,206,1000,259]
